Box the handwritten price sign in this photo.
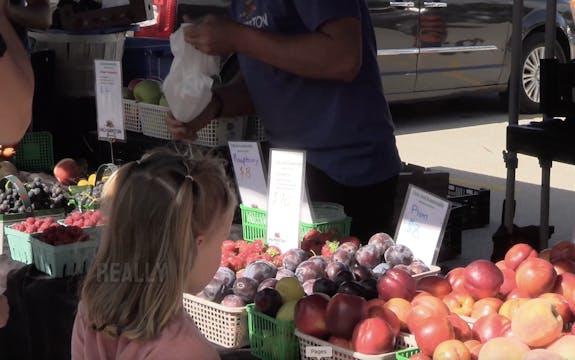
[228,142,268,210]
[395,185,451,266]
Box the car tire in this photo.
[519,33,567,114]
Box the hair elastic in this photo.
[185,175,195,182]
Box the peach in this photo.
[447,313,474,342]
[417,275,453,299]
[447,267,467,293]
[515,258,557,298]
[539,293,572,325]
[511,298,563,348]
[443,291,475,317]
[550,241,575,262]
[539,248,551,261]
[471,297,503,319]
[53,158,80,185]
[546,334,575,360]
[551,258,575,276]
[478,337,530,360]
[463,340,482,360]
[433,339,471,360]
[520,348,565,360]
[384,297,412,331]
[499,298,529,320]
[505,243,538,271]
[499,267,517,298]
[506,288,531,300]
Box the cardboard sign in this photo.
[395,184,451,266]
[228,141,268,210]
[95,60,126,141]
[266,149,306,253]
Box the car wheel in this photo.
[519,33,567,114]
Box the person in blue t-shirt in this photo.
[167,0,403,244]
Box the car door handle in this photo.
[423,1,448,7]
[390,1,415,7]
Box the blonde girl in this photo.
[72,148,237,359]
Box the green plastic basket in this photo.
[57,219,104,243]
[11,131,54,172]
[31,236,99,278]
[246,304,299,360]
[395,348,420,360]
[239,204,352,242]
[4,225,37,264]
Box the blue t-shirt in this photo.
[231,0,402,186]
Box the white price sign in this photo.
[228,141,268,210]
[395,185,451,266]
[95,60,126,141]
[266,149,306,253]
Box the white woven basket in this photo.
[296,330,417,360]
[246,116,266,141]
[183,293,249,349]
[123,99,140,133]
[411,265,441,279]
[139,103,172,140]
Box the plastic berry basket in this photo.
[139,103,172,140]
[246,304,299,360]
[30,236,99,278]
[395,348,421,360]
[57,219,105,243]
[4,225,39,264]
[11,131,54,172]
[123,99,141,133]
[295,330,418,360]
[182,293,249,349]
[239,204,352,242]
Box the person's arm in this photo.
[0,294,8,328]
[185,15,362,82]
[0,11,34,145]
[166,74,254,141]
[6,0,52,30]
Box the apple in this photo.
[384,297,412,331]
[551,258,575,275]
[127,78,143,91]
[498,267,517,298]
[515,257,557,297]
[477,337,529,360]
[447,313,474,342]
[408,294,451,330]
[471,298,503,319]
[53,158,80,185]
[506,288,531,300]
[447,267,467,293]
[464,260,504,300]
[521,349,565,360]
[554,272,575,314]
[417,275,452,299]
[377,267,417,301]
[133,79,163,105]
[499,298,529,320]
[539,292,572,324]
[511,298,563,348]
[409,315,456,356]
[550,240,575,262]
[325,293,367,339]
[504,243,537,271]
[294,294,330,339]
[351,317,395,355]
[443,290,476,317]
[471,313,511,343]
[366,299,400,337]
[463,339,482,360]
[546,334,575,360]
[432,339,471,360]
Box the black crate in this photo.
[437,203,463,262]
[447,183,490,230]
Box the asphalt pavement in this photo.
[391,94,575,268]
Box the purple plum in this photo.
[338,242,358,256]
[312,278,338,297]
[325,261,350,281]
[332,249,355,267]
[394,264,415,275]
[213,267,236,288]
[302,278,317,296]
[243,260,277,284]
[254,288,283,317]
[275,267,295,281]
[232,277,259,303]
[352,264,374,282]
[384,244,414,266]
[355,244,381,269]
[372,262,391,279]
[221,294,246,307]
[368,232,395,258]
[295,260,325,283]
[408,260,431,275]
[332,269,354,286]
[307,255,328,271]
[203,278,227,303]
[257,278,278,292]
[282,248,310,272]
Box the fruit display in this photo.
[124,78,167,106]
[0,177,68,215]
[66,181,105,211]
[62,210,106,228]
[10,217,60,234]
[36,225,90,246]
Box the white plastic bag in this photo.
[162,24,220,123]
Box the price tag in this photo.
[395,184,451,266]
[228,141,268,210]
[95,60,126,142]
[266,149,306,253]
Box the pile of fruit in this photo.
[10,217,60,234]
[123,78,168,106]
[36,225,90,246]
[63,210,106,228]
[291,240,575,359]
[0,178,69,215]
[67,182,105,211]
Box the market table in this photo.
[0,265,258,359]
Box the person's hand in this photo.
[183,15,241,56]
[0,294,8,328]
[166,95,219,141]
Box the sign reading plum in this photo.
[395,185,451,266]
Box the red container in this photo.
[134,0,177,39]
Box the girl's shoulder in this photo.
[147,311,220,360]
